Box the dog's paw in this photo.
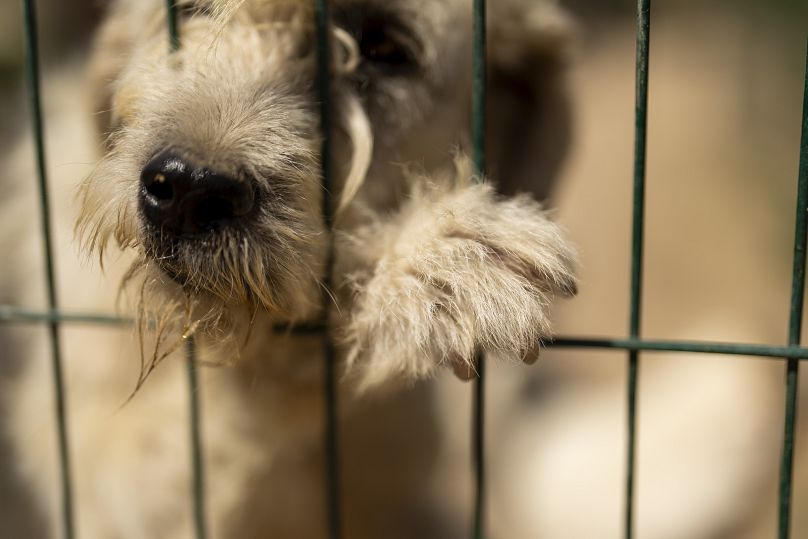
[340,181,576,388]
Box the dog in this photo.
[1,1,579,537]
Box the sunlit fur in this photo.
[339,156,576,388]
[5,0,579,537]
[75,0,576,385]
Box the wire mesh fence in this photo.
[9,0,808,538]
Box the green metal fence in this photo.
[10,0,808,538]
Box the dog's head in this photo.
[78,0,574,338]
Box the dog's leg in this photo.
[339,160,577,388]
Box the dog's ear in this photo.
[486,1,576,200]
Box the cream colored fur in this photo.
[2,1,579,538]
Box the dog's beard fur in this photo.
[76,7,378,379]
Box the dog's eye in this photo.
[359,21,418,70]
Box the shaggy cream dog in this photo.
[3,1,578,537]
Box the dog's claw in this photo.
[522,344,541,365]
[451,358,478,381]
[450,345,539,380]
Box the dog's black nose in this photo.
[139,151,254,235]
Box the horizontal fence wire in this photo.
[625,0,650,537]
[20,1,75,538]
[6,304,808,359]
[313,0,343,537]
[777,40,808,539]
[0,305,128,325]
[551,337,808,359]
[7,304,808,361]
[0,305,331,333]
[8,302,808,360]
[163,2,208,538]
[471,0,487,538]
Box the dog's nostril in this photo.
[139,150,255,235]
[144,173,174,202]
[193,197,235,229]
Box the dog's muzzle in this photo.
[139,151,255,236]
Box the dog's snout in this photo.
[139,151,254,235]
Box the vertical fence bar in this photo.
[313,1,342,538]
[471,0,486,175]
[185,338,207,539]
[626,1,650,538]
[21,2,76,538]
[471,1,487,538]
[163,3,208,538]
[777,41,808,539]
[166,0,180,51]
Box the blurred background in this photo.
[1,0,807,537]
[486,1,808,537]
